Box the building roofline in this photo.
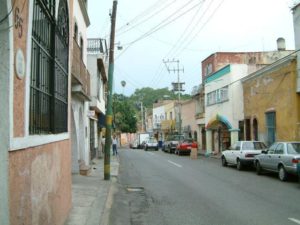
[241,53,297,83]
[79,0,90,27]
[201,50,294,63]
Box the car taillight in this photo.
[292,159,299,164]
[245,154,255,158]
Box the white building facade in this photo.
[205,64,249,154]
[71,0,91,174]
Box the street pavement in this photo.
[64,153,119,225]
[109,148,300,225]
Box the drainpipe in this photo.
[292,6,300,92]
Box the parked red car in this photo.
[175,138,198,155]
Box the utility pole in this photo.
[163,59,185,134]
[141,102,144,132]
[104,0,118,180]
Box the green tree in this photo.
[113,94,137,133]
[129,87,191,109]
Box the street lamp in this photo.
[121,80,126,96]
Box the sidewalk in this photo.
[64,155,119,225]
[198,150,222,159]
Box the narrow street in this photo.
[109,148,300,225]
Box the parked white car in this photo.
[144,138,159,151]
[221,141,267,170]
[254,142,300,181]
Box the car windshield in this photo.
[183,139,193,143]
[174,135,184,141]
[242,142,266,150]
[287,143,300,154]
[148,139,157,143]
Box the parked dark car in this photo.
[254,141,300,181]
[175,139,198,155]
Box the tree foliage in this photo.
[113,94,137,133]
[112,88,191,133]
[128,87,191,109]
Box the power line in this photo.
[174,0,225,58]
[116,0,202,60]
[116,0,175,35]
[0,0,17,24]
[122,0,201,47]
[150,0,207,87]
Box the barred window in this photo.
[29,0,69,134]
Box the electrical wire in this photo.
[116,0,177,37]
[122,0,201,47]
[174,0,225,58]
[116,0,172,33]
[116,0,202,61]
[0,0,17,24]
[167,0,216,58]
[150,0,207,87]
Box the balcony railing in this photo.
[71,39,90,98]
[87,38,108,56]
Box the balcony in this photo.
[161,120,175,131]
[87,38,108,57]
[71,39,90,101]
[195,112,205,119]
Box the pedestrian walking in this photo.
[112,135,118,155]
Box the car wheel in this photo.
[256,161,262,175]
[221,156,227,167]
[278,165,288,181]
[237,159,243,171]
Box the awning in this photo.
[206,114,232,129]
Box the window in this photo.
[231,142,240,150]
[80,37,84,59]
[287,143,300,154]
[265,111,276,146]
[29,0,69,134]
[275,143,284,154]
[268,143,277,154]
[205,63,212,76]
[207,86,228,106]
[74,22,78,41]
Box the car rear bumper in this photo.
[240,158,256,166]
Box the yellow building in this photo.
[242,54,300,145]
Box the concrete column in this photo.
[206,129,213,153]
[230,129,239,146]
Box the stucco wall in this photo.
[9,140,72,225]
[181,100,197,132]
[0,0,11,223]
[153,105,165,128]
[73,0,88,65]
[243,59,300,142]
[205,64,249,129]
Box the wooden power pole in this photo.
[104,0,118,180]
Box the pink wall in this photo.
[9,140,72,225]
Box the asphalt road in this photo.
[109,148,300,225]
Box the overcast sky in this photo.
[87,0,296,96]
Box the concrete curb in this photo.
[100,156,120,225]
[100,177,117,225]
